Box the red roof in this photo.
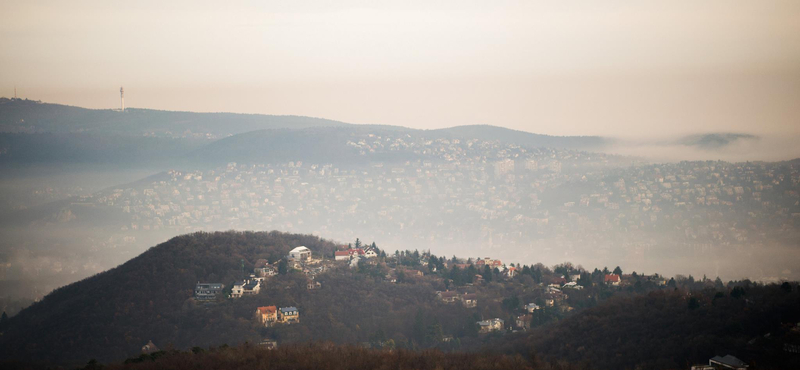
[257,306,277,314]
[335,249,366,257]
[604,274,621,283]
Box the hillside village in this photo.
[1,230,796,370]
[188,239,693,349]
[14,136,798,303]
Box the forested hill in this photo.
[0,98,349,137]
[0,231,340,365]
[525,286,800,370]
[1,230,798,369]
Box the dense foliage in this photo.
[75,343,547,370]
[0,231,338,364]
[525,283,800,370]
[1,230,798,370]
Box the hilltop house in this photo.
[254,259,278,277]
[141,340,159,354]
[288,246,312,262]
[279,306,300,324]
[604,274,621,286]
[335,248,373,261]
[462,293,478,308]
[307,280,321,290]
[477,318,504,333]
[437,291,460,303]
[475,257,502,268]
[194,282,224,301]
[256,306,278,326]
[231,278,262,298]
[363,245,379,258]
[525,303,541,312]
[708,355,749,370]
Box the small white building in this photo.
[288,246,312,262]
[525,303,541,312]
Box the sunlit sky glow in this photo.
[1,0,799,137]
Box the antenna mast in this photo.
[120,87,125,112]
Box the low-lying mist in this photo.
[601,133,800,163]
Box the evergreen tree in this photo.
[483,265,493,282]
[425,323,444,346]
[613,266,623,276]
[278,259,288,275]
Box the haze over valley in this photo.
[0,99,798,314]
[2,2,800,369]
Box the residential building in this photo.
[604,274,621,286]
[708,355,749,370]
[477,318,504,333]
[256,306,278,326]
[194,282,224,301]
[141,340,159,354]
[335,248,365,261]
[279,306,300,324]
[525,303,541,312]
[288,246,312,262]
[437,291,460,303]
[231,278,261,298]
[462,293,478,308]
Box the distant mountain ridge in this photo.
[0,98,614,167]
[0,98,350,137]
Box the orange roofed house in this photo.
[256,306,278,326]
[604,274,621,286]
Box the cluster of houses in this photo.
[436,291,478,308]
[450,257,519,280]
[194,246,327,301]
[255,305,300,326]
[334,244,379,268]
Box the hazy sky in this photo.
[1,1,799,137]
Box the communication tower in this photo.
[120,87,125,112]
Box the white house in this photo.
[525,303,541,312]
[288,246,312,262]
[231,278,262,298]
[477,318,504,333]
